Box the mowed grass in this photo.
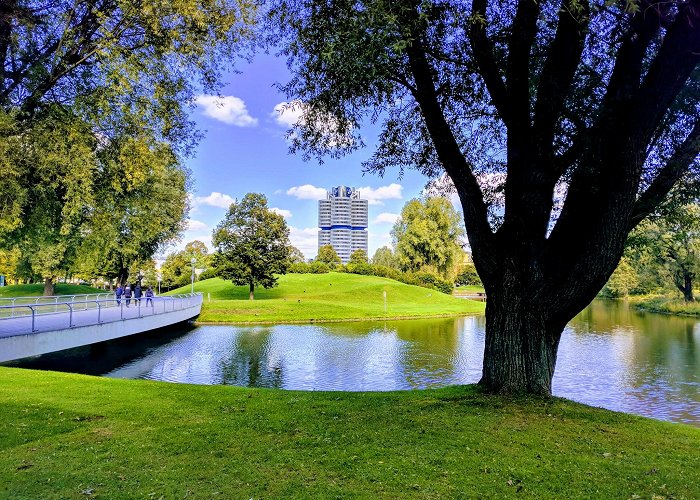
[0,284,106,299]
[0,367,698,498]
[168,273,485,323]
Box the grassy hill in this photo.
[167,272,485,323]
[1,367,698,498]
[0,283,106,298]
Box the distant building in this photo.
[318,186,368,263]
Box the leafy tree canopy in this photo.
[371,246,398,269]
[349,248,369,265]
[392,197,465,278]
[316,245,341,266]
[629,203,700,301]
[212,193,291,300]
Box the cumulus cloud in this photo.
[271,100,354,148]
[373,212,399,225]
[286,184,328,200]
[272,100,305,127]
[271,207,292,218]
[289,226,319,259]
[196,95,258,127]
[357,183,403,205]
[193,192,235,209]
[186,219,209,232]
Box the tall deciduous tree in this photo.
[268,0,700,394]
[391,197,464,278]
[633,204,700,302]
[1,0,254,291]
[371,246,398,269]
[212,193,291,300]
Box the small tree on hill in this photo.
[316,245,341,266]
[212,194,291,300]
[349,249,369,264]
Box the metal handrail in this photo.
[0,293,202,333]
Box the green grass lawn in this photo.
[0,283,106,299]
[167,273,485,323]
[0,367,698,498]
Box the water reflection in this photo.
[4,301,699,426]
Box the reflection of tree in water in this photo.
[570,300,700,423]
[392,317,462,388]
[218,327,283,388]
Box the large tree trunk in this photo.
[117,267,129,286]
[43,277,55,296]
[249,280,254,300]
[479,277,562,395]
[676,273,695,302]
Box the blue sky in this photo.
[175,53,438,260]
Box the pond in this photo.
[5,299,700,427]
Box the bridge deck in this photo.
[0,294,202,362]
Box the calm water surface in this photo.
[6,300,700,426]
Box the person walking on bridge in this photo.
[134,284,142,305]
[124,284,132,306]
[145,286,154,307]
[115,284,123,305]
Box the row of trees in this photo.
[202,193,475,299]
[0,0,255,294]
[605,203,700,302]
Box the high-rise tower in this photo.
[318,186,368,263]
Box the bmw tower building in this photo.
[318,186,368,263]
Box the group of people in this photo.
[115,283,155,306]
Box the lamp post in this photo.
[191,257,196,293]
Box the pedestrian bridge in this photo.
[0,293,202,363]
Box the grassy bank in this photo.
[0,283,105,298]
[1,368,698,498]
[168,273,485,323]
[631,295,700,316]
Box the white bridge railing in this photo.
[0,293,202,336]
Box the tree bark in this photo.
[677,273,695,302]
[249,280,255,300]
[117,267,129,286]
[479,275,562,395]
[43,277,55,296]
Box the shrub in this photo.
[455,265,482,286]
[288,262,331,274]
[198,267,218,281]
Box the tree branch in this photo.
[506,0,540,128]
[533,0,589,154]
[468,0,511,127]
[633,0,700,142]
[404,23,495,272]
[630,120,700,228]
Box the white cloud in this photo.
[196,95,258,127]
[187,219,209,232]
[289,226,319,259]
[271,100,354,148]
[271,207,292,218]
[287,184,328,200]
[357,183,403,205]
[373,212,399,225]
[272,100,305,127]
[194,192,235,209]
